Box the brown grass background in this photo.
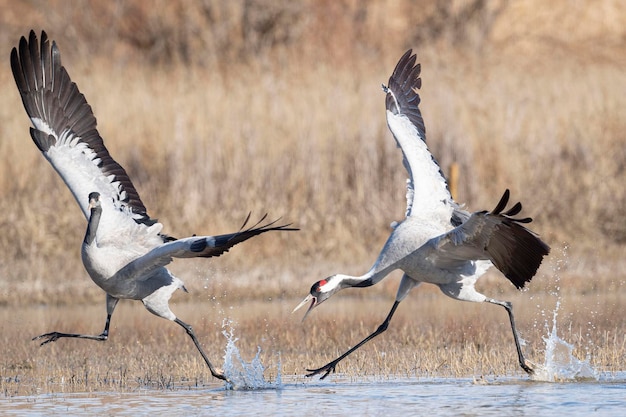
[0,0,624,394]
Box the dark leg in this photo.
[33,295,119,346]
[174,318,229,383]
[306,300,401,379]
[486,298,534,375]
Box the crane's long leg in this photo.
[486,298,534,375]
[306,300,401,379]
[174,318,230,383]
[33,295,119,346]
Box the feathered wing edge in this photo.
[434,189,550,289]
[483,190,550,288]
[10,30,154,225]
[383,50,453,218]
[182,213,298,258]
[384,50,425,137]
[383,50,422,217]
[115,214,299,281]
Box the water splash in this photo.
[531,301,598,382]
[528,245,598,382]
[221,319,282,390]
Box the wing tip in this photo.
[13,29,155,226]
[384,48,426,138]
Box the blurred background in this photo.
[0,0,624,304]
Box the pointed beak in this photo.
[292,294,317,322]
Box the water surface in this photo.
[2,373,624,416]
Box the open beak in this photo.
[292,294,317,322]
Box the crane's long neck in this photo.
[337,264,393,290]
[84,206,102,245]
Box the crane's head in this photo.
[88,192,101,210]
[293,275,343,321]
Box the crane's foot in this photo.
[306,362,337,379]
[32,332,62,346]
[210,367,233,385]
[32,331,107,346]
[521,359,535,375]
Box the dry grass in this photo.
[0,0,624,396]
[1,281,624,396]
[0,1,624,302]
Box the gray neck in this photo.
[84,206,102,245]
[350,262,397,289]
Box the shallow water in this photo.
[2,373,625,416]
[3,249,623,415]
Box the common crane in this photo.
[294,50,550,379]
[11,30,296,383]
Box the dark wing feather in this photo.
[385,50,426,137]
[433,190,550,289]
[186,213,299,258]
[115,215,298,281]
[11,30,152,224]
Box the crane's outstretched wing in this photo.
[10,30,153,225]
[383,50,453,219]
[114,214,298,281]
[430,189,550,289]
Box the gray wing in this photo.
[430,190,550,289]
[10,30,152,224]
[383,50,452,218]
[115,215,298,280]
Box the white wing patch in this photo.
[31,117,55,136]
[386,110,451,220]
[44,129,128,220]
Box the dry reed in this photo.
[0,0,624,303]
